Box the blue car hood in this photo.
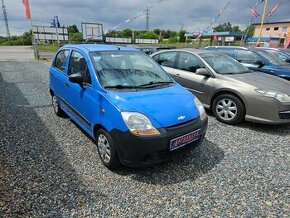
[104,84,200,128]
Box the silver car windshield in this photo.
[90,51,173,89]
[200,53,251,75]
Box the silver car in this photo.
[151,49,290,124]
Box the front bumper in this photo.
[110,117,208,167]
[245,96,290,124]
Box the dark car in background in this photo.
[151,49,290,125]
[204,46,290,81]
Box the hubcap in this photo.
[98,134,111,163]
[216,99,237,121]
[52,96,59,113]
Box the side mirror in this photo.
[254,60,265,68]
[196,68,211,77]
[285,58,290,64]
[69,73,83,85]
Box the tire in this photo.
[52,94,65,117]
[212,94,245,125]
[96,129,120,170]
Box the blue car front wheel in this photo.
[96,129,120,170]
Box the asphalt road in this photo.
[0,46,34,61]
[0,58,289,217]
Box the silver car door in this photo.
[173,52,214,104]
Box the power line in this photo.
[1,0,10,38]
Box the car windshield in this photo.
[90,51,173,89]
[254,50,286,65]
[200,53,251,74]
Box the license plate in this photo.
[170,129,201,151]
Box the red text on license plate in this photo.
[170,129,201,151]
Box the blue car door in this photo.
[65,50,101,135]
[49,49,71,105]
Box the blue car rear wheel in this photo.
[52,95,65,117]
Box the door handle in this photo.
[65,82,69,87]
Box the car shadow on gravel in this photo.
[0,72,97,217]
[116,139,224,185]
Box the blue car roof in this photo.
[61,44,139,52]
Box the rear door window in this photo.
[153,52,178,68]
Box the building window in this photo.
[266,27,270,31]
[274,27,279,31]
[282,26,288,31]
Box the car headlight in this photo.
[121,112,160,136]
[194,97,207,120]
[256,90,290,103]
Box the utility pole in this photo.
[146,7,149,31]
[1,0,10,39]
[257,0,268,47]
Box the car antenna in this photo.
[116,46,121,50]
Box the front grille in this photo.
[279,111,290,119]
[166,118,197,130]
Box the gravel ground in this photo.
[0,60,289,217]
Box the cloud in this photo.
[0,0,289,36]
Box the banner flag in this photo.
[22,0,31,19]
[267,2,282,17]
[250,7,260,17]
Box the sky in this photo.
[1,0,289,36]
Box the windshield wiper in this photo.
[138,81,174,87]
[103,85,140,89]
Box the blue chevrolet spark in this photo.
[49,44,208,170]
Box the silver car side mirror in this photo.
[196,68,211,77]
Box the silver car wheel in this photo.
[52,95,59,114]
[216,99,237,121]
[98,134,111,164]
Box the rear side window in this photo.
[68,51,92,85]
[237,50,260,64]
[177,52,205,72]
[216,48,235,58]
[53,50,69,72]
[153,52,177,68]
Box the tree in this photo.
[179,30,186,42]
[153,29,161,37]
[213,22,241,32]
[67,25,79,34]
[70,32,83,42]
[243,25,255,37]
[232,25,241,32]
[122,29,133,38]
[22,31,32,45]
[137,31,158,39]
[105,30,118,37]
